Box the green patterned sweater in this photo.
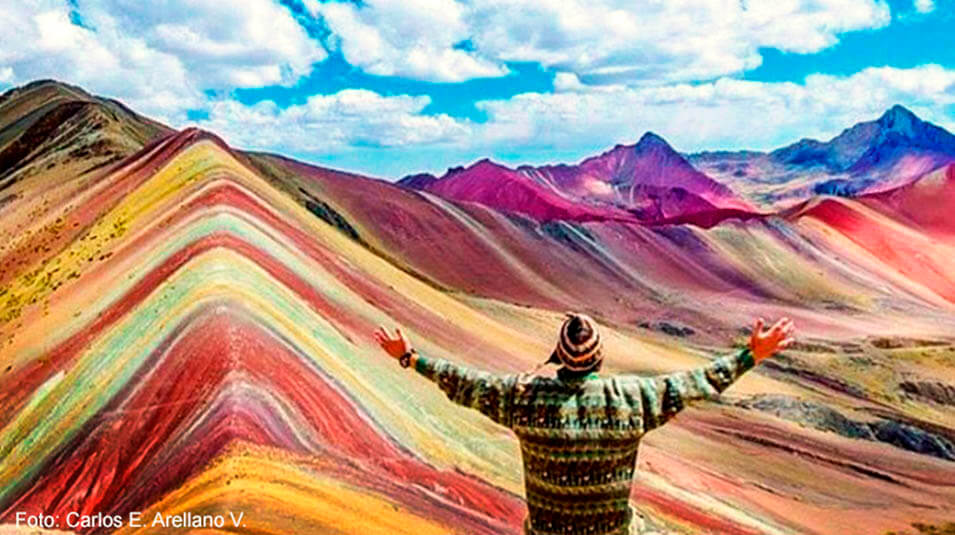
[414,348,756,535]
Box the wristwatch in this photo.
[399,349,417,368]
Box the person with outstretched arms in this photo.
[376,314,795,535]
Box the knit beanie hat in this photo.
[547,313,603,372]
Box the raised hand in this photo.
[749,317,795,363]
[374,326,411,360]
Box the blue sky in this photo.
[748,0,954,80]
[1,0,954,178]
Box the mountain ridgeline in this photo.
[398,104,955,221]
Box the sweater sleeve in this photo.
[623,348,756,432]
[413,354,517,427]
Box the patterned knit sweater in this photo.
[414,348,756,535]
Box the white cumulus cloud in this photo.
[471,65,955,154]
[0,0,325,123]
[914,0,936,13]
[99,0,326,89]
[196,90,471,153]
[0,66,13,84]
[311,0,508,82]
[309,0,891,85]
[178,64,955,178]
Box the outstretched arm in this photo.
[628,317,795,431]
[374,326,515,427]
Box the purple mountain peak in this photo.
[636,131,670,148]
[470,157,504,169]
[599,132,678,162]
[879,104,917,123]
[876,104,920,136]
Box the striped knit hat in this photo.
[547,313,603,372]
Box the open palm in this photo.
[749,317,795,363]
[374,326,410,360]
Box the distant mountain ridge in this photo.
[772,105,955,172]
[403,105,955,218]
[526,132,750,207]
[400,132,754,223]
[691,105,955,204]
[402,158,637,222]
[7,79,953,224]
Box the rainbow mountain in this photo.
[1,80,955,535]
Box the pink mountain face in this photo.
[400,133,754,223]
[523,133,753,213]
[403,159,638,222]
[863,163,955,236]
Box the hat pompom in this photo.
[554,313,603,372]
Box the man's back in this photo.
[512,372,644,535]
[412,348,756,535]
[376,317,793,533]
